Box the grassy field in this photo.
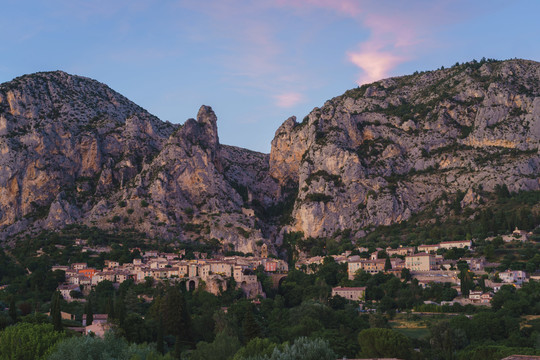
[389,316,430,339]
[393,327,430,339]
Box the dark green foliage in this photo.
[50,291,62,331]
[428,320,468,360]
[384,256,392,271]
[233,337,277,360]
[315,130,327,145]
[458,269,474,297]
[242,307,261,343]
[358,328,413,359]
[157,314,164,354]
[495,183,511,201]
[236,227,251,239]
[85,297,93,326]
[162,285,192,350]
[190,331,241,360]
[456,345,540,360]
[24,201,51,220]
[304,193,333,203]
[342,84,370,100]
[509,107,526,116]
[266,337,336,360]
[0,322,67,360]
[372,101,435,122]
[356,138,395,159]
[230,181,249,203]
[48,332,171,360]
[281,231,304,265]
[305,170,343,187]
[9,297,17,323]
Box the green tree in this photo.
[458,269,473,297]
[242,308,261,343]
[190,331,241,360]
[85,297,94,326]
[163,286,192,355]
[50,290,63,331]
[233,338,277,360]
[48,332,172,360]
[0,322,66,360]
[267,337,335,360]
[384,256,392,271]
[358,328,412,359]
[115,295,126,327]
[401,268,411,281]
[157,314,165,355]
[429,320,468,360]
[9,296,17,323]
[107,296,115,320]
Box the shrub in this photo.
[0,323,67,360]
[305,193,333,203]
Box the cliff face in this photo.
[0,72,278,251]
[0,59,539,248]
[272,59,540,238]
[0,71,175,234]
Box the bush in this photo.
[0,323,67,360]
[48,332,171,360]
[190,331,241,360]
[266,337,335,360]
[305,193,333,203]
[358,328,412,359]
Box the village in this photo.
[54,227,536,320]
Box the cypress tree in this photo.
[242,308,261,342]
[51,291,63,331]
[85,298,93,326]
[115,296,126,327]
[163,286,192,351]
[384,256,392,271]
[157,314,164,354]
[107,296,115,320]
[9,297,17,323]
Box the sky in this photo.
[1,0,539,153]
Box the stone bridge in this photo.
[269,273,288,289]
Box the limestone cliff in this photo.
[0,59,538,248]
[0,72,274,251]
[272,59,540,238]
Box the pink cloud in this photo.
[273,0,467,84]
[347,50,407,84]
[176,0,478,102]
[272,0,362,16]
[274,92,304,108]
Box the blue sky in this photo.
[1,0,539,153]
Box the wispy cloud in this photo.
[173,0,487,105]
[274,92,304,108]
[273,0,471,84]
[347,50,407,84]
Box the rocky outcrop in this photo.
[273,59,540,238]
[0,59,538,248]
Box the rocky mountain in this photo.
[0,59,538,252]
[273,59,540,239]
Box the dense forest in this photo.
[0,190,539,359]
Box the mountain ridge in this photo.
[0,59,538,252]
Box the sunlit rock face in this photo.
[270,60,540,238]
[0,59,538,248]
